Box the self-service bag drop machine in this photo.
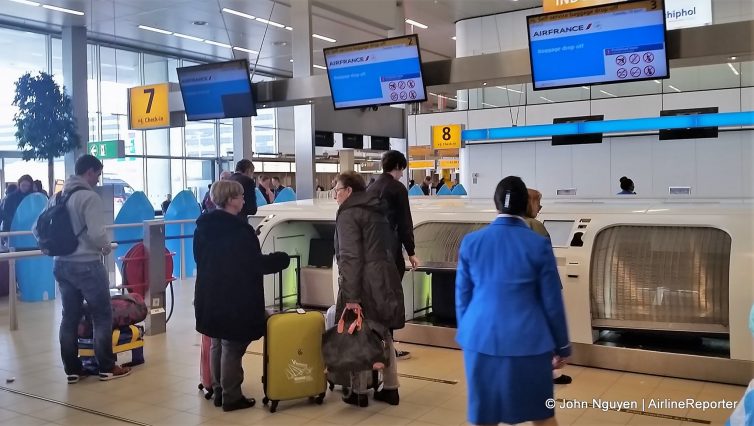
[251,198,754,385]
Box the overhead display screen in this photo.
[176,59,256,121]
[527,0,669,90]
[323,34,427,110]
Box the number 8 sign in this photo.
[432,124,463,149]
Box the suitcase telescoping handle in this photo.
[277,254,301,311]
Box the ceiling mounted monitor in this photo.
[659,107,719,140]
[552,115,604,146]
[176,59,256,121]
[527,0,669,90]
[323,34,428,110]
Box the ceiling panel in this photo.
[0,0,543,76]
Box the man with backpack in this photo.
[366,150,419,361]
[34,155,131,383]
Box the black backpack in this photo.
[35,188,87,256]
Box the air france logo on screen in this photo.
[531,23,592,38]
[329,55,372,67]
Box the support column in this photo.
[388,2,409,185]
[61,25,88,178]
[339,149,355,172]
[232,117,253,168]
[143,220,166,335]
[292,0,315,200]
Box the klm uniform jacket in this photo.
[335,191,405,330]
[455,216,571,358]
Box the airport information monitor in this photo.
[177,59,256,121]
[323,34,427,110]
[527,0,669,90]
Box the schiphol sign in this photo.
[542,0,712,30]
[665,0,712,30]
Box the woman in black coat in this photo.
[333,171,404,408]
[194,180,289,412]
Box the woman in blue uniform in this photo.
[455,176,571,426]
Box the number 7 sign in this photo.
[128,83,170,130]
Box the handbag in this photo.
[322,307,390,374]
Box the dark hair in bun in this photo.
[494,176,528,216]
[619,176,634,191]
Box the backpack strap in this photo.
[57,187,89,237]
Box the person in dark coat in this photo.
[1,175,33,232]
[194,180,289,412]
[366,150,418,360]
[333,171,404,408]
[228,159,257,217]
[420,176,431,196]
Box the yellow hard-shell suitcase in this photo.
[262,309,327,413]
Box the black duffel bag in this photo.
[322,307,390,374]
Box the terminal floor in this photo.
[0,280,745,426]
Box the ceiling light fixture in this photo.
[599,89,617,97]
[256,17,285,28]
[192,20,207,26]
[9,0,40,6]
[313,34,336,43]
[730,56,737,60]
[222,8,256,20]
[451,36,457,41]
[581,86,590,90]
[233,46,259,54]
[539,96,554,103]
[285,26,293,31]
[313,64,327,70]
[42,4,84,15]
[668,85,682,92]
[405,19,428,29]
[204,40,232,48]
[728,63,740,76]
[173,32,203,42]
[139,25,172,35]
[496,86,522,94]
[653,80,661,84]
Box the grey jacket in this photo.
[40,176,110,262]
[335,191,405,330]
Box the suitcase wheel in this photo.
[315,393,325,405]
[270,400,279,413]
[328,381,335,391]
[262,397,269,406]
[198,384,204,391]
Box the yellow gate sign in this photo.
[432,124,462,150]
[409,160,436,169]
[129,83,170,130]
[438,159,460,169]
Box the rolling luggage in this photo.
[197,334,214,399]
[262,309,327,413]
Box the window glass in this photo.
[143,54,167,85]
[185,121,217,157]
[145,128,169,156]
[146,158,171,210]
[99,47,139,116]
[219,122,233,158]
[186,159,214,203]
[0,28,47,150]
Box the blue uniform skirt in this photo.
[463,351,554,425]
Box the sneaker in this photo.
[66,373,89,384]
[342,392,368,408]
[553,374,572,385]
[222,397,255,412]
[395,350,411,360]
[99,365,131,381]
[374,388,400,406]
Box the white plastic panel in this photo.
[572,141,612,197]
[651,138,697,196]
[694,133,743,198]
[609,136,653,196]
[534,141,572,197]
[466,143,503,198]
